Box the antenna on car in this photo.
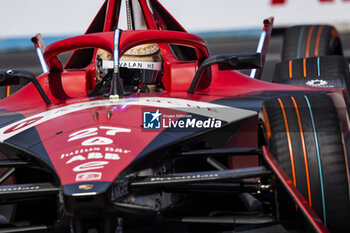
[31,34,48,74]
[110,28,124,98]
[126,0,134,30]
[249,17,274,79]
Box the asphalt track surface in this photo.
[1,33,350,82]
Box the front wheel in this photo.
[260,93,350,232]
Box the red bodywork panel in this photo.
[0,68,335,187]
[0,0,333,183]
[0,3,344,231]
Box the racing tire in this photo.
[273,55,350,91]
[260,94,350,232]
[282,25,343,61]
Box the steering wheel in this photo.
[44,30,210,73]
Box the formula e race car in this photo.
[0,0,349,232]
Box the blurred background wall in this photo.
[1,0,350,51]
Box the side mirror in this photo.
[0,70,30,86]
[188,53,261,94]
[215,53,261,70]
[0,70,51,105]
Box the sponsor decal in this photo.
[66,152,120,164]
[67,155,86,164]
[0,97,256,141]
[60,125,132,176]
[60,147,131,160]
[0,185,40,192]
[111,182,129,199]
[143,109,222,130]
[76,172,102,181]
[73,161,109,172]
[78,184,94,190]
[305,79,334,88]
[61,146,131,175]
[3,116,43,134]
[150,173,219,182]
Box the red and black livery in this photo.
[0,1,348,232]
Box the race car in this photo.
[0,0,348,232]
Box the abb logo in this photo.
[272,0,350,5]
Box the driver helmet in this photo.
[95,44,162,93]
